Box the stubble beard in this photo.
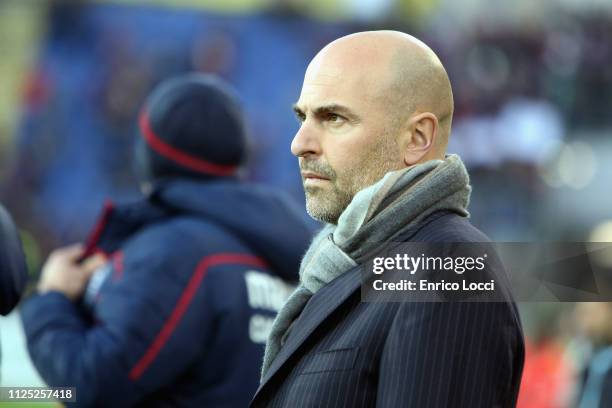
[304,176,355,225]
[302,133,400,225]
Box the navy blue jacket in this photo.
[21,179,314,407]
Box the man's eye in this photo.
[326,113,344,123]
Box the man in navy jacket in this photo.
[21,74,313,407]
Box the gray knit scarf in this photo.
[261,154,472,378]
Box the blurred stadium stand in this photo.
[1,0,612,406]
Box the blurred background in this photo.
[1,0,612,406]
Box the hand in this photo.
[37,244,107,301]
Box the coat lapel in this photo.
[252,210,454,404]
[255,264,363,393]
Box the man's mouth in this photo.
[301,171,331,181]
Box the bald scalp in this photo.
[387,37,454,150]
[312,30,454,153]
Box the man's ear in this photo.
[402,112,438,165]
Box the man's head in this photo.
[291,31,454,224]
[135,73,247,187]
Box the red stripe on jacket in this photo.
[128,253,268,381]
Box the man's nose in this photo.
[291,122,321,157]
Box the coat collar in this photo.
[254,263,363,398]
[81,199,169,258]
[252,210,456,403]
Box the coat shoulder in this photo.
[409,211,492,243]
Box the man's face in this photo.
[291,55,404,224]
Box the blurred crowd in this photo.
[3,2,612,250]
[3,2,612,254]
[1,0,612,406]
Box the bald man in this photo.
[252,31,524,408]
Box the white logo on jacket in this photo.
[245,271,294,344]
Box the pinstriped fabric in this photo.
[251,213,524,408]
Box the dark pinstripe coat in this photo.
[251,211,524,408]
